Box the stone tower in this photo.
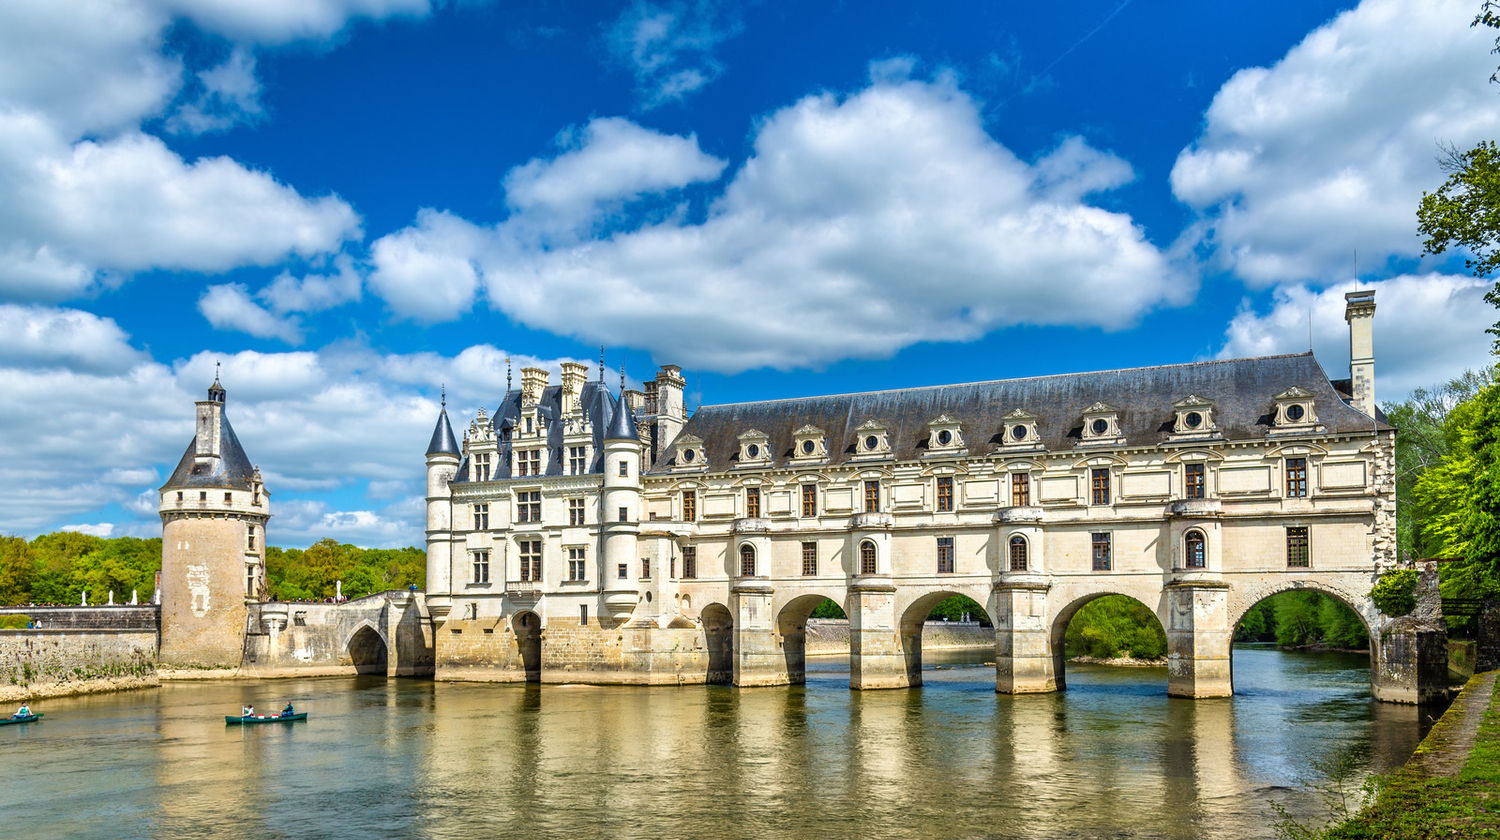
[158,376,270,668]
[1345,289,1377,417]
[423,393,461,625]
[600,394,642,624]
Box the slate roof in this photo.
[451,380,629,481]
[161,412,258,491]
[605,393,640,441]
[648,353,1388,472]
[426,407,460,456]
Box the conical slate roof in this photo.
[605,394,639,442]
[427,406,460,456]
[161,412,257,491]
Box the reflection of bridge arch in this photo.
[344,621,388,675]
[512,610,542,683]
[1047,591,1166,692]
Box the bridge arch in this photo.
[1228,577,1378,696]
[1048,590,1167,692]
[512,610,542,683]
[895,586,995,687]
[774,590,850,685]
[344,620,388,675]
[700,602,734,685]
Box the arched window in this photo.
[1185,530,1206,569]
[1009,535,1028,571]
[859,540,877,575]
[739,544,756,577]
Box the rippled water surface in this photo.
[2,646,1441,839]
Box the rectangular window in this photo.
[1091,469,1111,506]
[1287,527,1310,567]
[517,449,541,477]
[246,526,256,551]
[580,605,588,626]
[618,506,628,523]
[200,491,207,501]
[642,557,651,579]
[246,567,256,597]
[516,491,541,523]
[619,459,629,478]
[801,542,817,576]
[1091,533,1112,571]
[568,498,584,526]
[864,480,880,513]
[682,546,697,580]
[936,476,954,512]
[472,550,490,584]
[936,536,955,574]
[567,548,586,581]
[1012,472,1030,506]
[1185,463,1206,500]
[1286,458,1308,498]
[682,490,697,521]
[746,486,760,518]
[568,445,586,475]
[802,484,817,517]
[473,503,490,530]
[474,453,491,481]
[617,563,628,579]
[176,491,184,502]
[224,492,233,504]
[518,540,541,582]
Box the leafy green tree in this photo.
[1064,595,1166,660]
[0,536,35,603]
[809,598,846,619]
[1414,382,1500,577]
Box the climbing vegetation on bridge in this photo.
[1371,570,1418,618]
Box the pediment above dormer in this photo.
[853,420,891,458]
[791,424,828,460]
[1001,409,1042,447]
[925,415,964,452]
[673,434,707,469]
[736,428,771,465]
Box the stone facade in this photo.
[0,629,158,701]
[423,292,1442,702]
[242,590,434,677]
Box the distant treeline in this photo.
[0,534,424,605]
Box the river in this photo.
[2,645,1441,839]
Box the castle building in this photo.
[158,376,269,668]
[422,290,1430,700]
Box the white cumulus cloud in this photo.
[199,284,304,343]
[1172,0,1500,285]
[605,0,743,109]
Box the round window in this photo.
[1091,418,1109,435]
[682,449,695,463]
[937,430,952,446]
[865,435,879,450]
[1287,404,1305,421]
[1185,411,1202,429]
[1012,425,1028,440]
[747,444,760,458]
[801,439,815,455]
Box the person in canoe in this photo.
[280,703,294,717]
[14,704,31,718]
[242,704,254,717]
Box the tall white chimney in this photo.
[1344,289,1376,417]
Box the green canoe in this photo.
[225,712,306,725]
[1,713,43,726]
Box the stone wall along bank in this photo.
[805,619,993,656]
[0,630,159,702]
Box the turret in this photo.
[158,376,269,668]
[425,392,461,623]
[1345,289,1377,417]
[600,394,642,624]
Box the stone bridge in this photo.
[244,590,434,677]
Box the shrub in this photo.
[0,614,30,629]
[1371,569,1419,617]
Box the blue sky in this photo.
[2,0,1497,547]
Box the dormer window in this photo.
[1272,387,1319,431]
[674,434,706,469]
[1079,402,1123,445]
[792,425,828,461]
[925,415,964,455]
[1171,395,1218,439]
[1002,409,1041,448]
[853,420,891,458]
[737,429,771,467]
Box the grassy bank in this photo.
[1306,672,1500,838]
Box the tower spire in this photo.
[440,384,446,409]
[506,357,512,393]
[598,346,605,383]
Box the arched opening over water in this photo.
[898,592,994,686]
[346,624,387,675]
[701,602,734,685]
[1049,593,1167,692]
[776,593,848,684]
[512,610,542,682]
[1230,586,1371,696]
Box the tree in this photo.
[1413,382,1500,577]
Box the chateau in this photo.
[418,290,1435,701]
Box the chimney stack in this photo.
[654,365,687,449]
[1344,289,1376,417]
[560,361,588,415]
[520,367,549,408]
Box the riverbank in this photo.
[1069,655,1167,667]
[1316,670,1500,838]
